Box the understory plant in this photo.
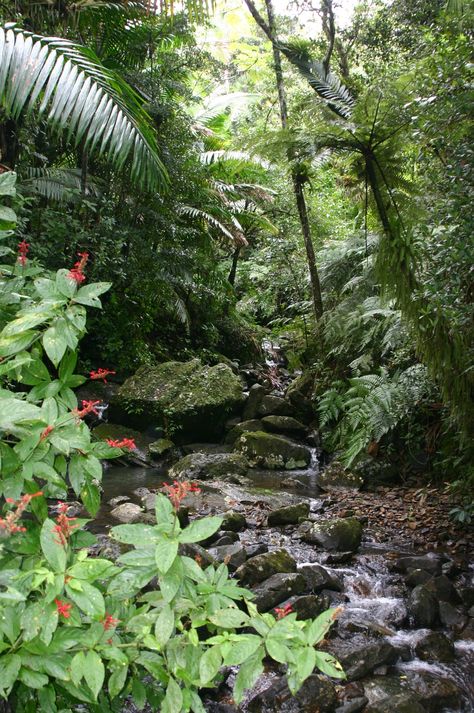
[0,172,344,712]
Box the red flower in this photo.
[53,502,78,546]
[72,399,102,419]
[102,614,119,631]
[54,598,72,619]
[0,492,43,535]
[162,481,201,511]
[40,425,54,441]
[17,240,29,266]
[90,368,116,383]
[106,437,137,451]
[274,603,293,620]
[68,251,89,284]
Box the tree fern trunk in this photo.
[228,246,241,285]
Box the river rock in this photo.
[208,543,246,570]
[407,585,439,627]
[252,572,306,611]
[267,502,310,526]
[424,574,459,603]
[234,431,311,470]
[108,495,130,507]
[235,549,297,585]
[110,502,144,523]
[414,631,455,662]
[318,461,363,492]
[438,601,467,629]
[169,452,249,482]
[261,415,308,437]
[364,695,425,713]
[395,553,443,576]
[298,563,343,592]
[279,594,331,620]
[179,542,216,567]
[213,531,240,546]
[335,698,368,713]
[247,674,337,713]
[225,419,263,444]
[299,517,363,552]
[340,641,398,680]
[113,359,244,441]
[243,383,266,419]
[285,372,315,423]
[405,568,432,587]
[222,511,247,531]
[258,395,295,417]
[148,438,175,457]
[407,670,463,712]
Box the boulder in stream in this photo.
[110,502,144,523]
[298,563,343,592]
[247,674,337,713]
[261,415,308,437]
[234,431,311,470]
[258,394,295,417]
[113,359,244,442]
[340,641,398,680]
[318,461,364,492]
[414,631,455,662]
[169,452,249,482]
[267,502,310,526]
[224,418,263,445]
[251,572,306,611]
[407,585,439,627]
[235,549,297,585]
[299,517,363,552]
[364,694,426,713]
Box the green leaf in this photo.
[155,537,178,574]
[155,493,175,525]
[40,518,67,572]
[19,667,49,688]
[313,651,345,679]
[296,646,316,682]
[0,171,16,196]
[111,524,158,546]
[306,607,340,646]
[68,558,117,581]
[179,516,223,544]
[233,649,264,704]
[71,650,86,686]
[132,677,147,709]
[162,677,183,713]
[154,605,175,647]
[66,580,105,617]
[0,654,21,696]
[43,322,68,367]
[56,268,78,298]
[199,646,222,685]
[0,205,17,229]
[83,650,105,699]
[208,608,249,629]
[159,555,184,603]
[73,282,111,307]
[0,330,37,357]
[108,664,128,698]
[81,481,101,516]
[221,634,262,665]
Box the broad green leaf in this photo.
[56,268,77,298]
[65,580,105,617]
[0,171,16,196]
[0,205,16,229]
[18,667,49,688]
[154,604,174,647]
[162,677,183,713]
[81,481,101,516]
[84,650,105,699]
[40,518,67,572]
[0,330,37,357]
[2,310,55,337]
[154,493,174,525]
[208,608,249,628]
[111,524,158,546]
[68,558,117,581]
[295,646,316,681]
[178,516,223,544]
[108,664,128,698]
[199,645,222,684]
[313,651,345,679]
[0,654,21,695]
[159,555,184,603]
[221,634,262,665]
[306,607,340,646]
[132,677,147,709]
[233,649,264,704]
[155,537,178,574]
[43,321,68,367]
[74,282,111,307]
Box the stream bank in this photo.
[79,346,473,713]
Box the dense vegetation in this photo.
[0,0,472,708]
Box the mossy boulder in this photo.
[267,502,310,526]
[235,549,297,586]
[169,452,249,482]
[234,431,311,470]
[257,395,295,417]
[299,517,363,552]
[148,438,175,458]
[93,423,151,461]
[224,419,263,445]
[113,359,244,442]
[261,415,308,437]
[318,461,364,492]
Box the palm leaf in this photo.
[0,24,168,191]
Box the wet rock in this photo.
[458,585,474,608]
[285,372,315,423]
[298,564,343,593]
[335,698,368,713]
[110,502,144,523]
[407,670,463,712]
[247,674,337,713]
[246,543,269,558]
[252,572,306,611]
[407,585,439,627]
[88,533,121,562]
[148,438,175,457]
[414,631,455,662]
[258,395,295,417]
[438,601,467,629]
[243,384,266,419]
[169,452,249,482]
[224,419,263,445]
[113,359,244,442]
[108,495,130,507]
[340,642,398,680]
[405,568,432,587]
[279,594,331,620]
[318,461,364,492]
[299,517,363,552]
[362,675,409,702]
[281,477,306,490]
[234,431,311,470]
[324,552,353,565]
[235,549,297,586]
[222,511,247,532]
[395,554,443,576]
[208,543,246,570]
[424,575,460,603]
[268,502,310,526]
[141,492,157,511]
[93,423,152,462]
[179,543,216,568]
[261,415,308,437]
[364,695,425,713]
[213,531,240,546]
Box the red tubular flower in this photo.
[102,614,119,631]
[274,603,293,620]
[89,368,116,383]
[72,399,102,419]
[17,240,29,266]
[162,481,201,510]
[67,251,89,284]
[54,599,72,618]
[106,437,136,451]
[0,492,43,535]
[53,502,78,546]
[40,425,54,441]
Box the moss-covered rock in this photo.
[318,461,364,491]
[235,549,297,586]
[257,395,295,417]
[267,502,310,526]
[224,419,264,445]
[285,371,315,423]
[299,517,363,552]
[222,510,247,531]
[169,452,249,482]
[261,415,308,437]
[113,359,244,442]
[234,431,311,470]
[148,438,175,458]
[93,423,151,461]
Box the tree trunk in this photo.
[228,246,241,285]
[0,118,19,169]
[263,0,324,321]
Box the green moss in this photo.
[234,431,311,470]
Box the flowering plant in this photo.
[0,173,343,711]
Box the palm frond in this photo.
[21,167,102,202]
[0,25,168,191]
[177,205,248,246]
[200,150,270,169]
